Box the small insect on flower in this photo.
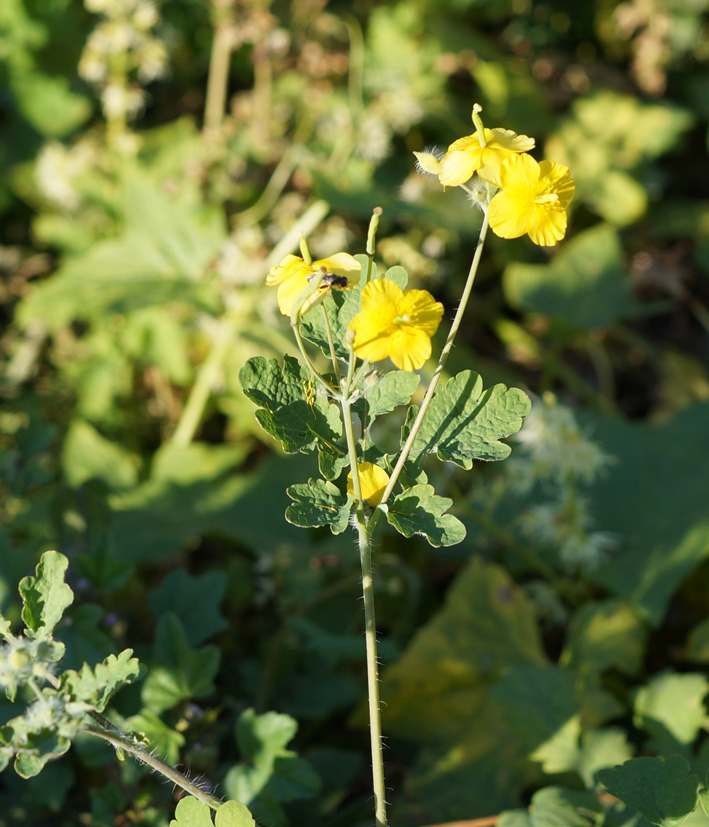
[266,253,361,316]
[316,269,350,289]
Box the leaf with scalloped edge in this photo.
[19,551,74,638]
[358,369,420,427]
[239,356,342,455]
[407,371,530,469]
[286,479,352,535]
[169,796,255,827]
[62,650,141,712]
[387,484,466,547]
[596,756,699,827]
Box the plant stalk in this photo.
[204,0,236,133]
[85,723,224,811]
[376,211,491,512]
[341,397,388,827]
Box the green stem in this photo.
[85,722,224,812]
[171,311,238,447]
[341,397,388,827]
[376,211,491,513]
[291,317,336,396]
[170,201,329,447]
[321,304,342,383]
[365,207,382,284]
[204,0,236,133]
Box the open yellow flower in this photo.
[347,462,390,506]
[266,252,361,317]
[348,279,444,372]
[438,127,535,188]
[488,153,575,247]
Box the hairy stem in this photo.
[341,397,387,827]
[85,722,224,812]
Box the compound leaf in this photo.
[408,371,530,469]
[239,356,342,455]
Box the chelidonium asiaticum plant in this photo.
[240,104,575,827]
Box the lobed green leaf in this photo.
[19,550,74,638]
[407,371,530,469]
[170,796,255,827]
[286,479,352,535]
[596,756,699,827]
[62,650,141,713]
[142,614,220,714]
[239,356,342,455]
[358,369,420,427]
[387,484,466,547]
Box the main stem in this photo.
[341,398,387,827]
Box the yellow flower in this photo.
[488,153,575,247]
[348,279,444,372]
[266,253,361,317]
[347,462,390,506]
[438,127,535,188]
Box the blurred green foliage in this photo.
[2,0,709,824]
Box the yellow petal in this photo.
[314,253,362,280]
[389,327,432,371]
[487,128,536,153]
[276,270,311,315]
[266,254,304,286]
[527,207,567,247]
[539,160,575,208]
[438,148,483,187]
[399,289,444,336]
[497,153,541,193]
[488,190,531,240]
[347,462,390,506]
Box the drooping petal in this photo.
[486,128,536,153]
[438,148,484,187]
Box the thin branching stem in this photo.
[85,723,224,812]
[374,210,491,515]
